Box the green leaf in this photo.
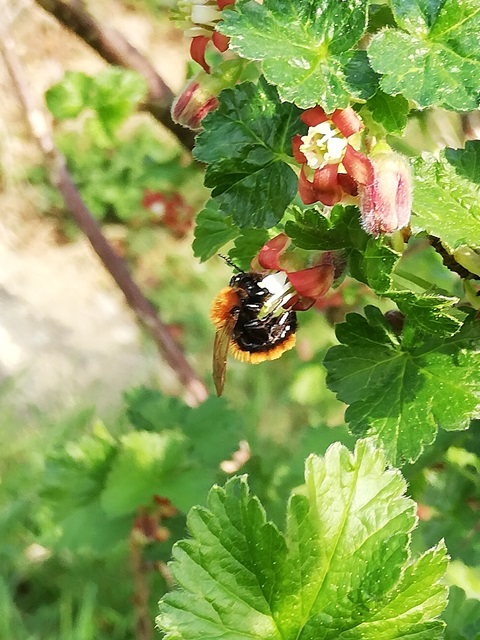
[444,140,480,185]
[362,239,400,293]
[45,71,94,119]
[324,307,480,465]
[413,438,480,568]
[368,1,480,110]
[412,153,480,250]
[344,50,380,101]
[181,397,242,469]
[365,90,410,134]
[124,386,190,432]
[285,204,367,250]
[158,440,448,639]
[392,292,467,338]
[192,201,239,262]
[100,430,188,517]
[57,501,131,553]
[443,586,480,639]
[194,79,302,228]
[43,421,116,513]
[91,68,148,136]
[228,228,269,271]
[103,393,242,515]
[367,3,397,32]
[219,0,368,111]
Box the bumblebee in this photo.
[210,259,297,396]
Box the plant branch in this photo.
[1,33,208,407]
[34,0,195,151]
[130,518,153,640]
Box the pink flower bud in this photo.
[359,152,412,236]
[171,72,220,131]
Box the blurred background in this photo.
[1,1,480,639]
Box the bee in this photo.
[210,256,297,396]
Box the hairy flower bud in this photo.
[359,152,412,236]
[171,72,220,130]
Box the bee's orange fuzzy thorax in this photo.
[229,333,296,363]
[210,287,239,328]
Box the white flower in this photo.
[175,0,222,36]
[299,121,348,170]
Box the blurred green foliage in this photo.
[3,6,480,638]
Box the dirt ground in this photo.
[0,0,190,414]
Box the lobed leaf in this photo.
[285,204,367,251]
[368,0,480,110]
[364,91,410,134]
[228,228,270,271]
[194,79,303,228]
[344,50,380,101]
[158,440,448,639]
[100,430,188,517]
[391,292,467,338]
[412,152,480,251]
[192,201,239,262]
[92,67,148,136]
[45,71,94,120]
[442,586,480,639]
[219,0,368,111]
[324,307,480,465]
[45,68,147,135]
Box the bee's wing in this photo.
[212,318,235,397]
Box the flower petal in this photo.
[312,165,344,206]
[212,30,229,52]
[337,173,358,196]
[257,233,290,270]
[331,107,364,137]
[285,294,316,311]
[342,145,374,185]
[292,135,307,163]
[301,106,328,127]
[190,35,210,73]
[298,166,322,205]
[287,263,335,299]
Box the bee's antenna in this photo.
[218,254,245,273]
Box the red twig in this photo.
[130,523,153,640]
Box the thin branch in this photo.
[1,32,208,406]
[34,0,195,151]
[130,517,153,640]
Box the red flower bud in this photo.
[171,72,220,131]
[359,152,412,236]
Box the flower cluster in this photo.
[254,233,345,311]
[293,106,412,236]
[142,190,195,237]
[174,0,235,73]
[293,106,371,206]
